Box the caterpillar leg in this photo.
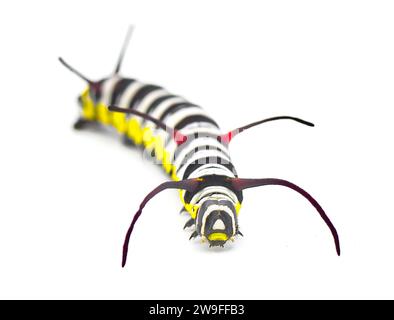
[189,231,198,240]
[122,135,136,147]
[73,117,92,130]
[183,218,195,230]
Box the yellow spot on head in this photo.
[208,233,228,241]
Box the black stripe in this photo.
[128,84,162,109]
[181,157,238,180]
[178,154,233,175]
[183,172,243,203]
[110,78,135,106]
[142,94,176,122]
[174,115,219,131]
[159,103,199,121]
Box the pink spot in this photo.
[220,132,232,144]
[174,132,188,146]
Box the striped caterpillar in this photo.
[59,27,340,267]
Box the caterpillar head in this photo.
[58,57,105,113]
[60,26,134,106]
[195,199,239,247]
[119,178,340,268]
[86,81,104,103]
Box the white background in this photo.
[0,0,393,299]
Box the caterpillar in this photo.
[59,27,340,267]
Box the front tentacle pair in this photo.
[111,107,340,268]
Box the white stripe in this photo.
[197,194,231,205]
[150,105,202,142]
[188,167,235,179]
[175,149,231,176]
[180,122,219,133]
[134,89,169,113]
[164,139,179,157]
[142,96,187,132]
[162,107,207,128]
[150,97,187,119]
[188,186,238,206]
[118,81,145,109]
[164,124,224,156]
[176,125,222,137]
[173,137,230,162]
[188,164,235,178]
[100,77,120,105]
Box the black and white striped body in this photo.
[81,76,242,245]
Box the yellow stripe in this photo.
[171,165,179,180]
[127,118,143,145]
[112,112,127,133]
[142,127,155,148]
[81,87,95,120]
[235,202,241,215]
[79,90,242,220]
[154,136,164,161]
[97,102,111,124]
[163,151,172,173]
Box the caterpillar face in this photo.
[196,199,238,247]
